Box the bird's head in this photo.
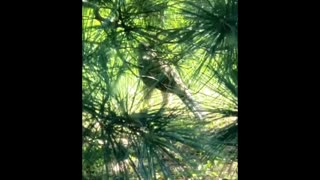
[138,42,154,51]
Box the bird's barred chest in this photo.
[138,53,187,93]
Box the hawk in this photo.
[137,43,204,120]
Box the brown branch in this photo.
[82,1,105,22]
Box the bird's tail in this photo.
[177,90,204,120]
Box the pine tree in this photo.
[83,0,237,179]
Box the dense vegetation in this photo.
[82,0,238,179]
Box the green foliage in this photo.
[83,0,237,179]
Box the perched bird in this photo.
[137,42,204,120]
